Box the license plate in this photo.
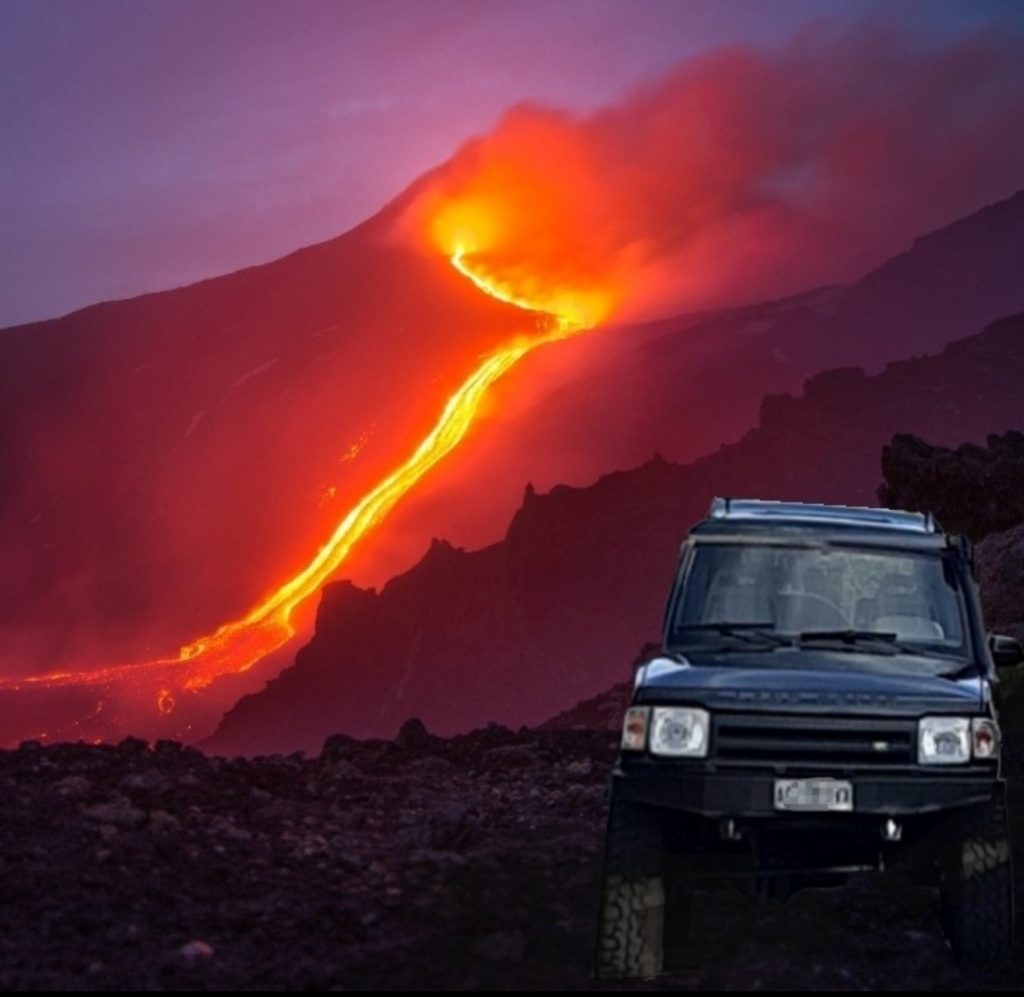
[773,778,853,812]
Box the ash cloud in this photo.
[402,24,1024,321]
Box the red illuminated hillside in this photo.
[5,18,1024,750]
[4,175,1024,747]
[368,189,1024,564]
[208,311,1024,755]
[0,186,529,682]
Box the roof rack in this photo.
[707,497,939,534]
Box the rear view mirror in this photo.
[989,633,1024,669]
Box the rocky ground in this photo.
[2,718,1024,990]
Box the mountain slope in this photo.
[208,312,1024,755]
[5,184,1024,713]
[0,195,527,675]
[363,189,1024,577]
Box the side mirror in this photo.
[989,633,1024,669]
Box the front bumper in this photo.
[613,761,996,817]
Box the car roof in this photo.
[688,498,948,550]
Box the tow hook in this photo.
[719,818,743,842]
[882,817,902,842]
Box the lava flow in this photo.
[4,244,607,723]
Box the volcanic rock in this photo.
[2,725,1021,990]
[879,430,1024,539]
[976,524,1024,633]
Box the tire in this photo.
[594,794,667,981]
[939,794,1014,963]
[662,874,695,972]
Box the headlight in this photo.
[620,706,650,751]
[918,717,970,764]
[649,707,710,757]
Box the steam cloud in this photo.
[402,24,1024,321]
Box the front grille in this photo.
[712,713,917,771]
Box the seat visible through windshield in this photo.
[674,543,965,650]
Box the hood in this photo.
[635,653,986,716]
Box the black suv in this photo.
[595,498,1022,980]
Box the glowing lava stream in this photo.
[8,249,595,704]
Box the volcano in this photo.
[4,181,1024,747]
[0,186,526,715]
[8,12,1024,747]
[360,189,1024,574]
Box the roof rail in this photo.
[706,497,940,534]
[708,497,730,518]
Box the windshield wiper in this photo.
[675,622,793,648]
[798,629,917,655]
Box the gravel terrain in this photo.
[2,719,1023,990]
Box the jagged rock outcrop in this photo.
[875,430,1024,779]
[209,313,1024,755]
[538,682,631,732]
[976,524,1024,637]
[878,430,1024,635]
[879,430,1024,540]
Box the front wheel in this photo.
[661,873,695,972]
[594,795,667,981]
[939,795,1014,963]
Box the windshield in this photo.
[669,542,968,662]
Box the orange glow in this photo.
[339,427,372,464]
[438,230,612,331]
[3,236,599,716]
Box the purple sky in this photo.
[3,0,1022,327]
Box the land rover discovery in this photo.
[595,498,1021,979]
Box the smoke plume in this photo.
[401,24,1024,321]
